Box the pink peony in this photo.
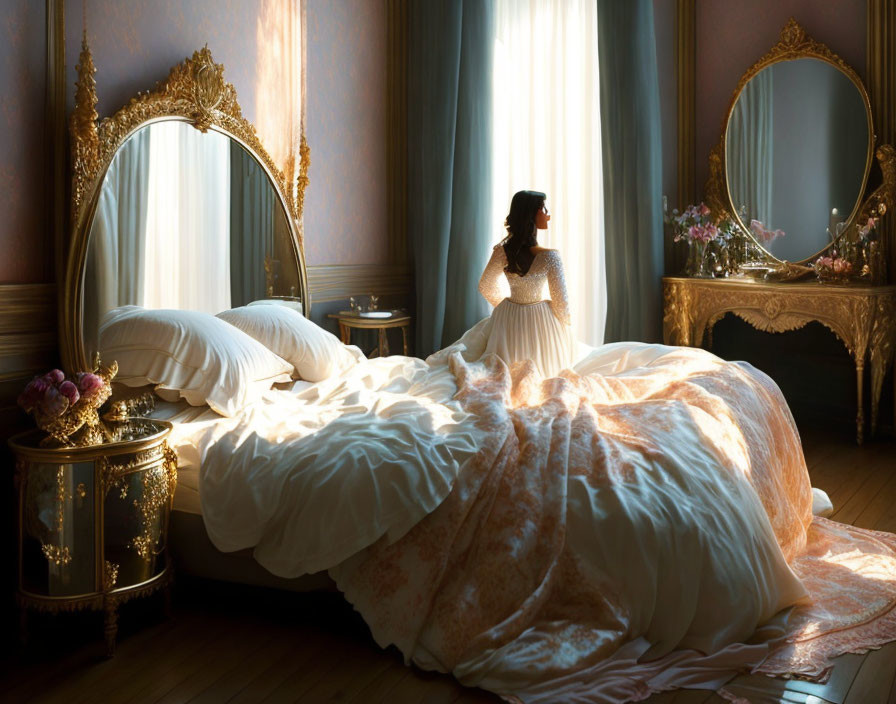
[43,369,65,385]
[76,372,106,401]
[17,377,49,413]
[38,386,69,418]
[58,380,80,407]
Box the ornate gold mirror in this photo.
[62,44,310,373]
[706,19,895,280]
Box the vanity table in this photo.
[664,20,896,444]
[663,277,896,443]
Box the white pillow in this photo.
[247,298,304,314]
[99,306,294,417]
[217,305,361,382]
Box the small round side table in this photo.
[327,311,411,357]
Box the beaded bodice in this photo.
[478,246,571,325]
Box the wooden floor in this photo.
[4,428,896,704]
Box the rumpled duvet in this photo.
[184,338,896,702]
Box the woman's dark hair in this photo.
[501,190,546,276]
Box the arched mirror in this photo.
[81,120,302,357]
[62,47,309,373]
[725,57,872,264]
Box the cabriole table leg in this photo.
[856,360,865,445]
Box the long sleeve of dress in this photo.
[545,250,572,325]
[478,246,509,307]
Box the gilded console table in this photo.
[662,277,896,444]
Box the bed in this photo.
[60,44,896,703]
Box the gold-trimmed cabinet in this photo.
[10,418,177,655]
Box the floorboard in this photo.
[3,431,894,704]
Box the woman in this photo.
[477,190,577,377]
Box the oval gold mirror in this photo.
[708,19,877,270]
[725,57,872,264]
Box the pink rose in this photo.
[43,369,65,386]
[698,203,710,216]
[59,380,80,407]
[38,386,69,418]
[76,372,106,401]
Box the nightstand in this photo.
[9,418,177,655]
[327,311,412,357]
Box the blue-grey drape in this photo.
[597,0,664,343]
[230,142,274,307]
[408,0,494,357]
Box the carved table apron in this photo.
[662,277,896,444]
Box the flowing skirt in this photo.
[482,299,577,377]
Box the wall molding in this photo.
[308,263,412,304]
[868,0,895,283]
[47,0,66,287]
[675,0,696,210]
[386,0,408,264]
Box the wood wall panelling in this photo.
[0,283,58,433]
[307,264,412,303]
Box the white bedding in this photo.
[154,341,896,702]
[156,354,486,576]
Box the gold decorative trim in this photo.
[675,0,696,210]
[706,19,878,267]
[296,133,310,221]
[868,0,896,282]
[63,44,310,373]
[308,264,413,303]
[10,419,172,465]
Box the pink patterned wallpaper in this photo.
[65,0,263,126]
[694,0,866,195]
[304,0,389,266]
[64,0,389,268]
[0,2,49,283]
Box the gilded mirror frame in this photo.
[61,43,311,373]
[704,18,895,278]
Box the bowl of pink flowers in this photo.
[813,252,853,284]
[17,359,117,447]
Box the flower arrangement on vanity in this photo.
[666,201,743,278]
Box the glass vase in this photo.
[685,241,710,277]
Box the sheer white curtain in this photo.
[492,0,605,346]
[143,122,232,314]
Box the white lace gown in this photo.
[476,245,577,378]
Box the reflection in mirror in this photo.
[82,120,298,356]
[726,58,870,263]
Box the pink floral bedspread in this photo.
[330,343,896,702]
